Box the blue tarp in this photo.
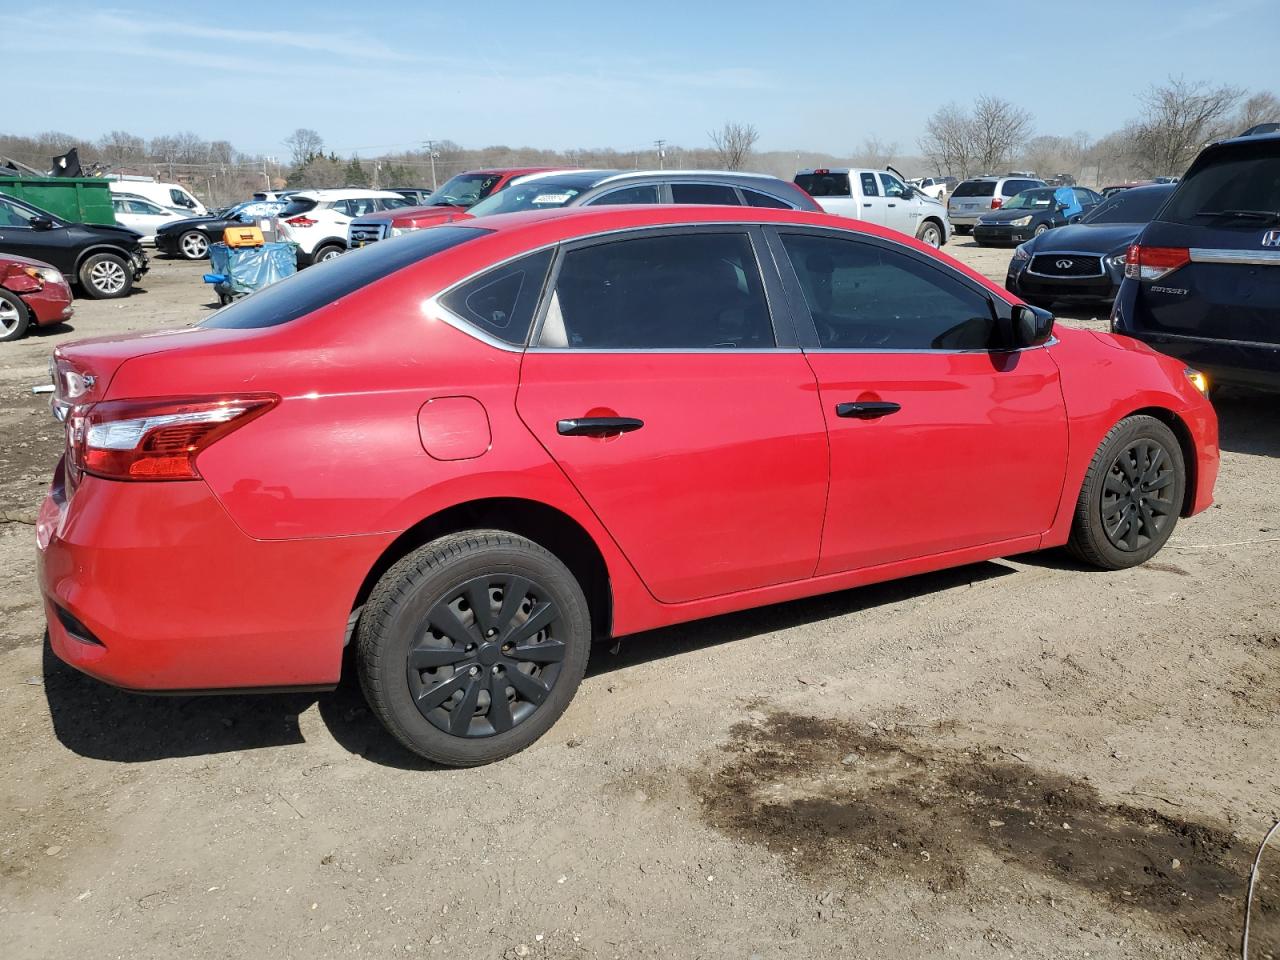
[206,241,296,297]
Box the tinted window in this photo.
[586,184,662,205]
[742,189,790,209]
[1002,179,1042,196]
[670,183,741,205]
[541,232,774,349]
[781,233,996,351]
[1081,186,1173,224]
[860,173,880,197]
[794,173,851,198]
[1073,188,1098,205]
[952,180,997,198]
[439,248,553,345]
[169,189,187,204]
[202,226,489,330]
[379,197,411,210]
[280,197,319,217]
[1158,149,1280,227]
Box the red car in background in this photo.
[347,167,553,246]
[37,205,1218,767]
[1,253,74,342]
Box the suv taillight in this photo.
[68,395,278,482]
[286,216,317,227]
[991,197,1003,209]
[1124,244,1190,281]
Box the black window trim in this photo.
[761,224,1048,355]
[429,241,561,352]
[526,223,802,353]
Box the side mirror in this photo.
[1068,214,1083,224]
[1012,303,1054,348]
[30,216,55,231]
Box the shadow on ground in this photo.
[1216,391,1280,457]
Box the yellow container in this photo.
[223,225,264,248]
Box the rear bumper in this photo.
[36,466,389,691]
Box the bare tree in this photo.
[919,103,974,177]
[1236,91,1280,132]
[709,121,758,170]
[1128,77,1243,176]
[856,136,897,169]
[1020,132,1089,180]
[968,95,1033,173]
[96,130,146,168]
[284,128,325,167]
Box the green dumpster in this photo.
[0,176,116,225]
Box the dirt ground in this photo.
[1,240,1277,960]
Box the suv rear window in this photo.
[1158,147,1280,227]
[794,173,851,198]
[280,197,319,217]
[952,180,996,198]
[202,225,489,330]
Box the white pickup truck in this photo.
[793,167,951,247]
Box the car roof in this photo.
[293,188,406,200]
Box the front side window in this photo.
[781,232,997,351]
[0,197,39,226]
[586,184,661,205]
[439,248,554,346]
[880,173,908,198]
[540,232,774,350]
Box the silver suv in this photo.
[947,175,1046,234]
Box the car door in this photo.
[516,226,830,603]
[856,172,888,225]
[878,172,916,236]
[766,226,1068,573]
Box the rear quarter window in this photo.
[439,248,554,345]
[202,225,489,330]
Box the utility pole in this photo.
[262,156,275,190]
[654,139,666,170]
[422,140,440,189]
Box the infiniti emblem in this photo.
[1055,259,1074,269]
[1263,230,1280,248]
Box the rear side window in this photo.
[586,184,662,205]
[202,226,489,330]
[952,180,996,198]
[742,189,790,209]
[439,248,554,345]
[1158,149,1280,227]
[794,173,851,198]
[540,232,774,349]
[670,183,741,205]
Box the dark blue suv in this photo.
[1111,133,1280,391]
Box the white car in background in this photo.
[107,177,207,216]
[793,166,952,247]
[110,194,196,245]
[278,189,412,265]
[909,177,950,201]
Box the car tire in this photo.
[1033,224,1051,238]
[0,289,31,343]
[313,243,343,264]
[78,252,133,299]
[357,530,592,767]
[915,221,943,248]
[178,230,209,260]
[1066,415,1185,570]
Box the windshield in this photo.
[1002,188,1057,210]
[426,173,504,208]
[1081,186,1173,224]
[467,174,600,216]
[1158,149,1280,226]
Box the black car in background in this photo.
[392,188,435,205]
[1111,133,1280,391]
[974,186,1103,246]
[154,199,288,259]
[1006,184,1175,307]
[0,192,147,299]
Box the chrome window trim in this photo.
[1189,248,1280,267]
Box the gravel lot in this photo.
[1,239,1277,960]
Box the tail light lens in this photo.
[286,216,317,227]
[991,197,1003,209]
[1124,244,1190,281]
[68,395,278,482]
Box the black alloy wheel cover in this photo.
[405,574,567,738]
[1101,438,1177,552]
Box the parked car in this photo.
[1240,122,1279,137]
[1111,132,1280,391]
[38,204,1217,766]
[155,200,290,260]
[277,189,411,265]
[973,186,1103,246]
[794,167,951,246]
[350,170,821,249]
[0,253,73,342]
[391,188,436,205]
[107,178,206,216]
[110,194,198,245]
[0,193,147,299]
[1005,183,1176,308]
[947,176,1046,233]
[348,168,554,247]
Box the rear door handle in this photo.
[557,417,644,437]
[835,401,901,419]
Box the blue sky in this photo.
[8,0,1277,157]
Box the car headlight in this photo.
[23,266,64,285]
[389,226,421,238]
[1009,215,1033,227]
[1106,253,1127,268]
[1012,244,1031,262]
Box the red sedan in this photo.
[37,205,1218,766]
[1,254,74,342]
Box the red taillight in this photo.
[1124,244,1190,281]
[991,197,1003,209]
[68,395,278,482]
[286,216,316,227]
